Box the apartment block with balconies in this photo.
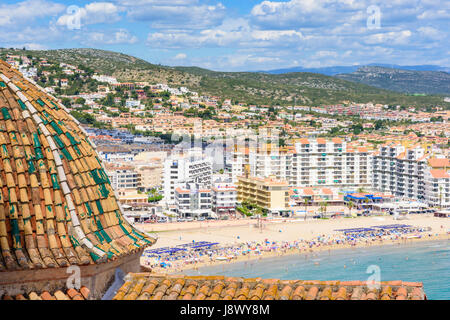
[237,175,290,215]
[232,138,372,189]
[163,151,212,204]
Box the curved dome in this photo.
[0,60,156,271]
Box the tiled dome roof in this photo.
[0,60,156,271]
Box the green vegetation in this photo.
[69,111,110,129]
[148,195,163,202]
[2,48,449,109]
[237,201,268,217]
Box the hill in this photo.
[1,48,449,108]
[335,66,450,95]
[262,64,450,76]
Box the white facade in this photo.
[372,144,450,207]
[163,153,212,204]
[99,151,134,163]
[106,167,139,190]
[212,183,237,216]
[232,138,371,189]
[174,183,212,217]
[424,169,450,207]
[92,74,118,84]
[372,144,426,200]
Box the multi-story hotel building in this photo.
[163,152,212,204]
[232,138,371,189]
[212,183,237,217]
[174,183,212,218]
[372,142,450,207]
[424,167,450,208]
[237,175,290,215]
[135,164,164,192]
[372,142,427,200]
[105,164,140,190]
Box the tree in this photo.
[75,97,86,105]
[304,198,309,221]
[347,200,354,217]
[351,123,363,135]
[374,120,384,131]
[61,97,72,107]
[320,201,328,218]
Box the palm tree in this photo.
[321,201,328,218]
[304,198,309,221]
[347,200,354,217]
[320,201,328,218]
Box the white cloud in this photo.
[56,2,122,28]
[80,29,138,45]
[127,1,226,30]
[0,25,63,43]
[250,0,366,29]
[417,26,442,40]
[364,30,412,45]
[0,0,64,26]
[22,43,49,50]
[174,53,187,60]
[147,18,306,49]
[418,9,450,20]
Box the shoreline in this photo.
[143,232,449,275]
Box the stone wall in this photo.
[0,250,143,300]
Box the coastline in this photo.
[144,232,449,275]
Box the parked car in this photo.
[197,217,205,221]
[185,217,194,222]
[177,218,186,222]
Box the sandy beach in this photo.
[136,214,450,273]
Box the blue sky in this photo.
[0,0,449,71]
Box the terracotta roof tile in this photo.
[0,60,156,273]
[1,287,89,300]
[112,273,427,300]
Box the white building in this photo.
[424,169,450,208]
[232,138,371,189]
[106,165,139,190]
[99,151,134,163]
[163,152,212,204]
[372,142,427,200]
[372,143,450,207]
[126,99,140,108]
[212,183,237,217]
[92,74,118,84]
[174,183,212,218]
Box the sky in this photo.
[0,0,449,71]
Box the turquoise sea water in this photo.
[182,240,450,300]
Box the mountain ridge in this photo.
[260,64,450,76]
[335,66,450,95]
[1,48,449,108]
